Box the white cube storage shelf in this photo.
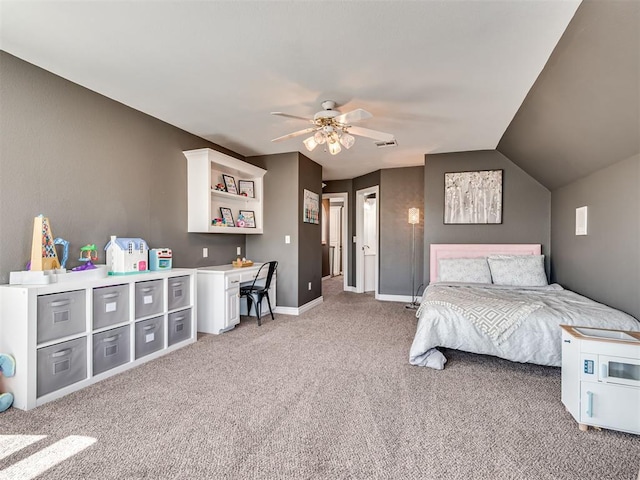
[184,148,266,234]
[0,269,196,410]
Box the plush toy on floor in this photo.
[0,353,16,412]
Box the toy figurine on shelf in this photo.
[214,183,226,191]
[212,218,225,227]
[236,213,246,228]
[79,244,98,262]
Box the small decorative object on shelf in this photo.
[79,244,98,262]
[214,183,226,192]
[236,213,246,228]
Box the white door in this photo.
[356,186,379,295]
[363,196,377,292]
[330,206,342,275]
[225,287,240,328]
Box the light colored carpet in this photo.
[1,276,638,479]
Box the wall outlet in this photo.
[285,235,291,244]
[308,282,312,290]
[237,246,242,255]
[202,247,208,258]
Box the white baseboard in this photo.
[322,275,331,280]
[375,293,422,303]
[344,286,356,293]
[274,296,324,316]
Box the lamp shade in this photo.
[408,207,419,225]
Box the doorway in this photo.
[322,192,349,292]
[356,186,379,295]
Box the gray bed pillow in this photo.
[438,257,492,284]
[487,254,548,286]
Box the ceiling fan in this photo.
[271,100,395,155]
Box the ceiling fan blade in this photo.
[271,112,313,122]
[348,126,395,142]
[334,108,373,124]
[271,127,318,142]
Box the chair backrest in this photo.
[250,261,277,291]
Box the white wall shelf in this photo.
[184,148,266,234]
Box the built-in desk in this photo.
[196,263,276,334]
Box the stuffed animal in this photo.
[0,353,15,412]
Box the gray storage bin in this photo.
[135,279,163,319]
[37,337,87,397]
[93,325,130,375]
[135,316,164,359]
[93,284,129,329]
[37,290,86,344]
[168,308,192,346]
[167,276,190,311]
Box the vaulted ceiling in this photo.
[0,1,590,181]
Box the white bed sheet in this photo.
[409,283,640,369]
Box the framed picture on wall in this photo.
[222,174,238,194]
[444,169,503,224]
[220,207,235,226]
[303,189,319,224]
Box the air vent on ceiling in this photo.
[374,139,397,148]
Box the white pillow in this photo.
[487,255,548,286]
[438,257,492,284]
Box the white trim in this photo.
[322,192,349,292]
[274,296,323,316]
[322,275,332,280]
[376,293,423,303]
[344,286,356,293]
[356,186,379,296]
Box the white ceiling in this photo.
[0,1,581,180]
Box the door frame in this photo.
[356,185,379,295]
[322,192,349,292]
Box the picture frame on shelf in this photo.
[238,180,254,198]
[220,207,235,226]
[239,210,256,228]
[222,174,238,194]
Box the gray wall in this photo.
[297,154,323,305]
[246,152,323,308]
[0,51,244,283]
[379,166,425,296]
[551,154,639,318]
[245,153,299,308]
[497,0,639,191]
[424,150,551,284]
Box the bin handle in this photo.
[102,292,120,300]
[143,325,155,331]
[103,335,120,342]
[141,287,154,293]
[171,281,183,287]
[173,316,185,322]
[51,348,71,358]
[51,300,71,307]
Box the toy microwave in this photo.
[149,248,172,271]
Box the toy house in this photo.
[105,236,149,275]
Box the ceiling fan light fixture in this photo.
[314,130,326,145]
[303,136,318,152]
[339,132,355,149]
[328,141,342,155]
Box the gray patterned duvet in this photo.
[409,283,640,369]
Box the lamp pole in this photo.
[405,208,419,310]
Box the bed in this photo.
[409,244,640,369]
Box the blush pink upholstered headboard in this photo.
[429,244,541,283]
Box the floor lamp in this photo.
[405,207,420,310]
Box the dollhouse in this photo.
[104,236,149,275]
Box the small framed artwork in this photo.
[303,189,319,224]
[239,210,256,228]
[444,169,503,224]
[238,180,255,198]
[220,207,235,226]
[222,174,238,194]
